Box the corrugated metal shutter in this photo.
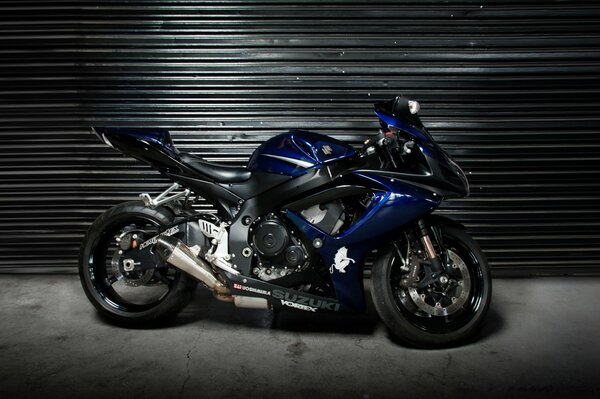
[1,1,599,274]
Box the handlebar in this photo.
[361,130,415,166]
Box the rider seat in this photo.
[178,152,251,183]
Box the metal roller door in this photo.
[1,1,599,274]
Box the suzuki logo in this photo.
[322,145,333,155]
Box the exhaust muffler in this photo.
[155,235,230,296]
[155,236,270,309]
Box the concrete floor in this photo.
[0,275,599,399]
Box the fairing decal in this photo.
[330,247,355,274]
[226,272,347,313]
[261,153,316,168]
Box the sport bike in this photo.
[80,96,491,347]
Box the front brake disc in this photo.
[408,250,471,316]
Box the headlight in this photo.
[408,100,420,114]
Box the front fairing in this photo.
[417,142,470,198]
[373,109,469,198]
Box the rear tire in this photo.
[371,223,492,347]
[79,201,197,324]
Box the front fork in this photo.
[417,219,443,274]
[413,219,451,286]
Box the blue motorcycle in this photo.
[80,96,491,347]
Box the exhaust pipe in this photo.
[155,236,269,309]
[155,235,230,296]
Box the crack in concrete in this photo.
[178,323,203,399]
[354,337,368,350]
[442,353,453,379]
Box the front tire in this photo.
[371,223,492,347]
[79,201,197,324]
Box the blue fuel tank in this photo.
[247,130,356,177]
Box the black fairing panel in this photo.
[223,171,292,200]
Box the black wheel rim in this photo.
[87,216,180,313]
[388,232,486,334]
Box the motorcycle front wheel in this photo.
[371,222,492,347]
[79,201,197,324]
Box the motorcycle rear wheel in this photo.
[371,223,492,347]
[79,201,197,324]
